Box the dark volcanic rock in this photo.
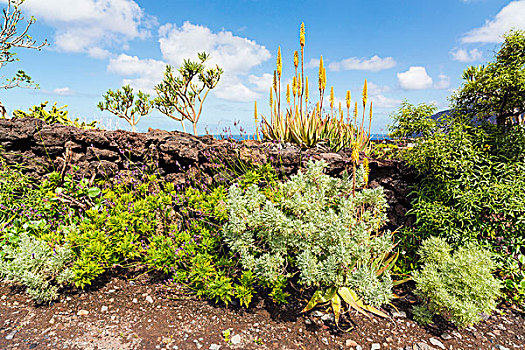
[0,117,416,230]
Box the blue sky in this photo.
[0,0,523,134]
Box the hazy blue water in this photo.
[214,134,390,141]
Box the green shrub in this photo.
[13,101,98,129]
[413,236,501,328]
[223,160,394,309]
[0,233,74,302]
[388,100,437,139]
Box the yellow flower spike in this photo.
[254,100,258,124]
[318,55,324,92]
[351,141,360,163]
[273,70,277,91]
[269,88,273,108]
[293,76,297,96]
[330,86,334,109]
[300,22,305,47]
[363,156,370,185]
[305,76,309,102]
[354,101,358,127]
[322,67,327,90]
[277,47,282,78]
[286,84,290,104]
[369,101,373,122]
[294,50,299,69]
[346,90,351,109]
[362,79,368,108]
[297,73,301,91]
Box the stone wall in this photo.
[0,117,416,230]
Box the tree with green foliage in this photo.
[388,100,438,138]
[0,0,47,90]
[97,85,152,132]
[154,52,223,136]
[452,29,525,127]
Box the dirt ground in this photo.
[1,271,524,350]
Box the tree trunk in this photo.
[193,122,198,136]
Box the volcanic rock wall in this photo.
[0,117,416,230]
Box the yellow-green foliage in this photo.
[258,23,372,153]
[413,236,501,328]
[13,101,98,130]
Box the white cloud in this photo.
[329,55,396,72]
[248,73,273,92]
[158,22,271,75]
[450,48,483,62]
[305,58,320,69]
[214,76,260,102]
[367,82,400,108]
[397,66,433,90]
[434,74,451,89]
[19,0,153,58]
[157,22,271,102]
[107,54,166,94]
[462,0,525,43]
[53,87,74,96]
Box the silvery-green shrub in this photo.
[413,236,501,328]
[223,160,394,307]
[0,233,74,302]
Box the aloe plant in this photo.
[258,23,372,154]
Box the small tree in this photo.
[388,100,438,139]
[97,85,152,132]
[154,52,223,136]
[452,29,525,127]
[0,0,47,90]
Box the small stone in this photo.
[49,318,55,324]
[429,338,445,349]
[321,337,329,345]
[304,319,313,325]
[230,334,241,345]
[392,311,407,318]
[346,339,358,347]
[385,337,393,343]
[440,333,451,340]
[145,295,154,303]
[132,298,138,303]
[101,306,108,312]
[209,345,221,350]
[495,345,510,350]
[414,342,434,350]
[77,310,89,316]
[451,331,462,339]
[356,346,363,350]
[311,311,324,317]
[371,343,381,350]
[5,330,17,340]
[321,314,335,322]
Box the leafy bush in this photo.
[0,233,74,302]
[223,160,395,317]
[413,236,501,328]
[13,101,98,129]
[388,100,437,139]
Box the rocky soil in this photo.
[1,272,524,350]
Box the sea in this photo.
[214,134,389,141]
